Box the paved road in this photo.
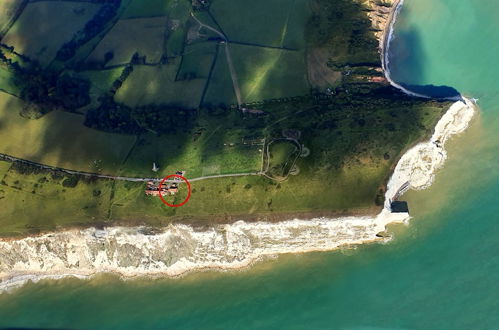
[0,153,262,184]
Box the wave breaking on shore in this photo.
[0,97,475,292]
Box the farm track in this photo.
[190,12,243,107]
[262,138,302,181]
[228,41,298,52]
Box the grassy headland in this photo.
[0,0,450,236]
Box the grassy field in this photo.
[0,0,26,36]
[120,117,263,178]
[1,1,101,67]
[0,92,135,173]
[114,61,207,108]
[0,156,386,236]
[0,66,19,95]
[267,140,299,178]
[177,42,217,80]
[281,0,311,49]
[0,91,450,236]
[77,68,123,94]
[0,0,455,236]
[122,0,191,57]
[210,0,309,47]
[202,45,236,106]
[230,44,309,103]
[165,25,186,57]
[122,0,190,19]
[86,17,168,66]
[0,163,115,236]
[75,67,124,108]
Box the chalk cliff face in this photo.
[0,217,394,287]
[0,98,475,290]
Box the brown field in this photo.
[86,16,168,67]
[1,1,100,67]
[307,47,342,88]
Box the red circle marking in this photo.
[158,174,191,207]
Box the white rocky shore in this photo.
[0,0,477,291]
[0,97,475,291]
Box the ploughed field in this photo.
[0,0,449,235]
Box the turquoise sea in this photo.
[1,0,499,328]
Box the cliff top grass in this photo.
[0,0,451,236]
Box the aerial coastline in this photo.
[0,96,475,291]
[0,0,477,291]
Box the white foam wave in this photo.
[385,98,475,207]
[381,0,461,101]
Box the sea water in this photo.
[1,0,499,328]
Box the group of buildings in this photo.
[145,171,185,196]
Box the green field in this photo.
[74,67,124,109]
[0,156,387,236]
[267,140,300,178]
[202,45,236,106]
[177,42,217,80]
[0,0,25,36]
[210,0,309,47]
[0,66,19,95]
[0,92,135,173]
[86,17,168,66]
[281,0,312,49]
[77,68,123,94]
[114,61,207,108]
[0,164,115,235]
[120,120,263,178]
[230,44,309,103]
[122,0,190,19]
[1,1,101,67]
[0,0,453,235]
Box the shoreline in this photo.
[0,0,477,292]
[0,98,475,292]
[380,0,429,98]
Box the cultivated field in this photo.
[86,17,168,67]
[1,1,101,67]
[114,62,207,108]
[0,92,135,173]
